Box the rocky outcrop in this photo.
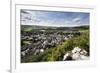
[63,47,89,61]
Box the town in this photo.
[21,25,89,62]
[21,30,77,57]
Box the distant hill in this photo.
[21,25,89,32]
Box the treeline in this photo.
[21,25,89,32]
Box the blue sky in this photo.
[21,9,90,27]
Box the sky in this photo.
[20,9,90,27]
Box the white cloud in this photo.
[73,17,80,22]
[22,20,89,27]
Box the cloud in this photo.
[21,10,89,27]
[73,17,80,22]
